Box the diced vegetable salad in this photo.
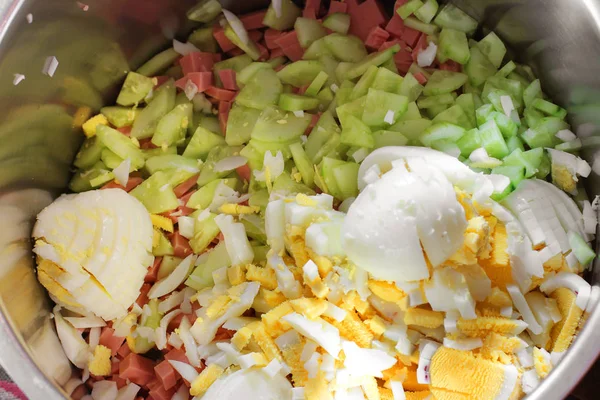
[36,1,599,400]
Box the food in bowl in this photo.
[31,0,598,399]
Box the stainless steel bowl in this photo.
[0,1,599,398]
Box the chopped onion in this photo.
[222,9,249,45]
[500,95,514,117]
[390,380,406,400]
[168,332,184,349]
[214,214,254,265]
[323,302,347,322]
[76,2,89,11]
[214,156,248,173]
[173,39,201,56]
[113,158,130,186]
[582,200,597,234]
[521,369,540,394]
[91,381,118,400]
[13,73,25,85]
[443,337,483,351]
[89,326,101,349]
[115,383,140,400]
[556,129,577,142]
[178,317,201,367]
[254,151,284,182]
[148,254,196,299]
[64,315,106,329]
[293,110,305,118]
[26,13,33,23]
[275,330,301,350]
[272,0,283,18]
[342,341,396,378]
[177,216,195,239]
[184,80,198,101]
[156,309,182,350]
[539,271,591,309]
[384,110,395,125]
[330,83,339,93]
[416,340,441,384]
[42,56,59,77]
[417,41,437,67]
[54,309,90,369]
[168,360,199,383]
[506,285,543,335]
[351,148,369,164]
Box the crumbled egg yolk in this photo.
[186,190,586,400]
[88,345,112,376]
[82,114,108,138]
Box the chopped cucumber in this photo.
[371,67,404,94]
[479,119,509,158]
[414,0,439,24]
[263,0,302,31]
[145,155,199,175]
[251,106,312,143]
[289,142,315,187]
[277,60,324,87]
[433,4,478,35]
[295,18,328,48]
[323,13,351,35]
[465,46,497,87]
[131,79,176,139]
[237,68,283,110]
[439,28,470,65]
[324,34,368,63]
[137,48,180,77]
[398,0,424,19]
[362,89,409,128]
[96,125,145,169]
[101,106,139,128]
[279,93,320,111]
[185,242,231,291]
[74,137,104,170]
[226,104,261,146]
[340,115,374,148]
[345,44,400,80]
[477,32,507,68]
[152,103,193,148]
[419,122,465,147]
[116,72,155,106]
[130,171,179,214]
[183,126,226,160]
[423,70,468,96]
[187,0,222,22]
[190,213,221,255]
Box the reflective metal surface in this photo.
[0,0,599,399]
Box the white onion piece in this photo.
[214,214,254,265]
[115,383,140,400]
[272,0,283,18]
[178,317,201,367]
[89,327,101,349]
[556,129,577,142]
[42,56,59,77]
[91,381,117,400]
[168,360,199,383]
[113,158,131,187]
[391,380,406,400]
[184,80,198,101]
[443,337,483,351]
[583,200,597,234]
[384,110,395,125]
[26,13,33,23]
[282,313,341,357]
[222,9,250,45]
[177,216,195,239]
[254,151,284,182]
[214,156,248,173]
[64,315,106,329]
[172,39,201,55]
[54,309,90,369]
[500,95,515,117]
[13,73,25,85]
[539,272,591,309]
[521,369,540,395]
[342,341,396,378]
[148,254,196,299]
[417,41,437,67]
[293,110,305,118]
[155,309,182,350]
[469,147,502,168]
[507,285,543,335]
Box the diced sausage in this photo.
[175,72,213,93]
[136,283,151,307]
[205,86,237,102]
[179,52,214,75]
[145,257,162,283]
[349,0,388,42]
[213,27,236,52]
[265,29,284,50]
[171,231,193,258]
[219,100,232,134]
[163,348,190,365]
[117,343,131,360]
[218,69,238,91]
[99,327,126,357]
[365,26,390,51]
[101,176,143,193]
[240,10,267,30]
[154,360,178,391]
[328,1,348,15]
[235,164,252,183]
[149,386,176,400]
[119,353,156,387]
[174,174,200,198]
[402,27,421,48]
